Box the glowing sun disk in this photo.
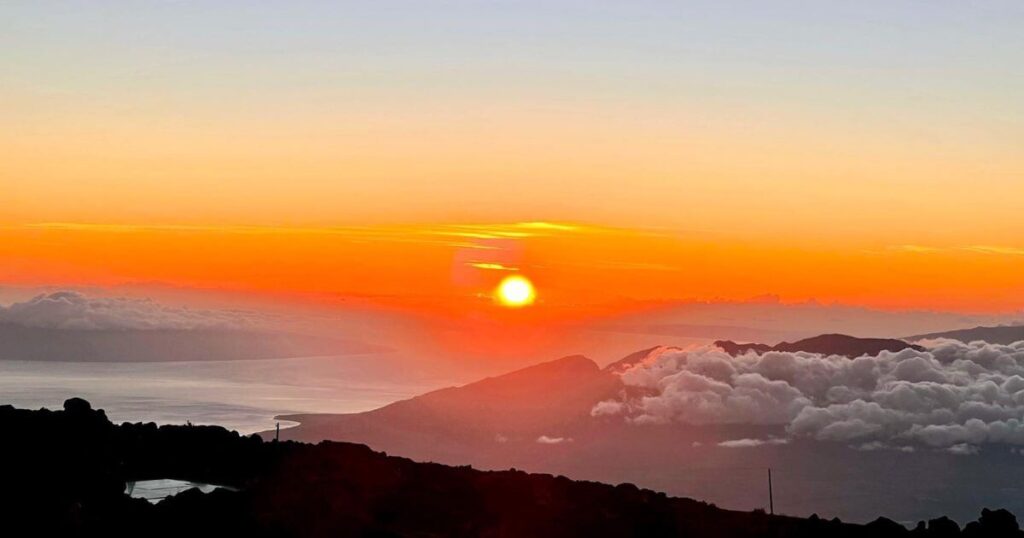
[495,275,536,307]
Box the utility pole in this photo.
[768,468,774,515]
[275,422,280,442]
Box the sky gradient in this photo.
[3,1,1023,315]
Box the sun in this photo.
[495,275,536,308]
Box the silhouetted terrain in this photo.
[714,333,924,357]
[908,325,1024,346]
[3,399,1021,537]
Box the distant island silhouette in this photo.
[713,333,925,358]
[907,325,1024,346]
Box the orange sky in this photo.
[2,222,1023,316]
[4,2,1024,322]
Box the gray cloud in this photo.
[854,441,915,452]
[718,438,788,448]
[0,291,250,331]
[594,340,1024,449]
[947,443,980,456]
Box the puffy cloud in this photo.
[0,291,250,331]
[590,400,625,417]
[596,340,1024,448]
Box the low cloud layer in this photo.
[0,291,249,331]
[594,340,1024,450]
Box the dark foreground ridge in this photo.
[0,399,1019,538]
[714,333,925,358]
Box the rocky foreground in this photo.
[0,399,1020,537]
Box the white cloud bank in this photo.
[0,291,249,331]
[593,341,1024,449]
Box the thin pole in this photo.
[768,468,774,515]
[275,422,280,442]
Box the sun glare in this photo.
[495,275,536,308]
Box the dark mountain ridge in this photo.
[2,398,1018,537]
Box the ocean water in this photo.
[0,355,443,434]
[127,479,231,503]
